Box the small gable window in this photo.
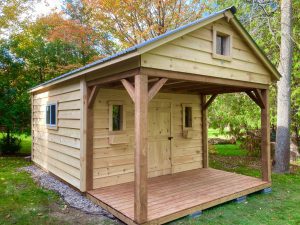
[46,103,57,129]
[213,25,232,61]
[216,34,230,56]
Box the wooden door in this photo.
[148,100,172,177]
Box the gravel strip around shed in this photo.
[21,165,115,219]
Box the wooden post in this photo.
[134,74,148,223]
[80,79,87,192]
[261,89,271,182]
[86,85,94,191]
[201,95,209,168]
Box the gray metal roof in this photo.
[30,6,236,91]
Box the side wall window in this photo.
[182,104,193,130]
[46,103,57,129]
[109,101,126,132]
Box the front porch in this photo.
[87,168,270,225]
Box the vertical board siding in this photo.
[32,81,82,189]
[93,89,202,189]
[141,18,271,85]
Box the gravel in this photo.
[21,165,115,219]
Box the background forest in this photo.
[0,0,299,151]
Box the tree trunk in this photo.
[274,0,293,173]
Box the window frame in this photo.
[182,104,193,130]
[108,101,126,134]
[212,25,233,61]
[46,101,58,130]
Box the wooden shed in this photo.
[30,6,280,225]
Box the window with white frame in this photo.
[46,103,57,128]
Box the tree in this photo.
[0,0,36,35]
[63,0,212,50]
[274,0,293,173]
[0,41,31,153]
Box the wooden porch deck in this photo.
[87,168,270,225]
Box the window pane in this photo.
[112,105,122,131]
[46,106,50,125]
[50,105,56,125]
[216,35,223,55]
[185,107,192,128]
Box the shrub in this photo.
[0,134,21,155]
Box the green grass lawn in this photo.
[0,157,64,225]
[214,142,247,156]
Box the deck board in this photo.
[87,168,270,224]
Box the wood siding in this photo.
[141,18,271,85]
[93,89,202,189]
[32,81,82,189]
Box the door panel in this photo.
[148,100,172,177]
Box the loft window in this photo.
[213,25,232,61]
[216,34,229,55]
[184,106,193,128]
[109,101,126,132]
[46,103,57,128]
[112,105,123,131]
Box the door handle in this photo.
[168,137,173,140]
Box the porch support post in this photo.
[134,74,148,223]
[261,89,271,182]
[201,95,209,168]
[86,85,94,191]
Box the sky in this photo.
[33,0,62,17]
